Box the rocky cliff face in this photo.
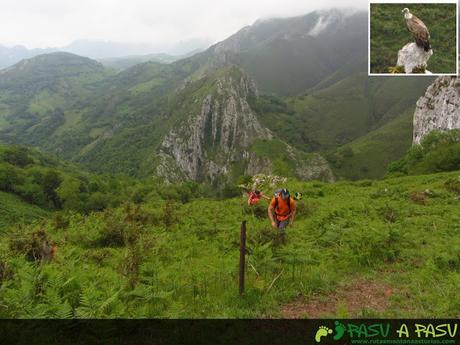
[156,67,334,182]
[157,68,272,181]
[413,76,460,144]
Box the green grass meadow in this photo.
[1,132,460,318]
[370,3,457,73]
[1,171,460,318]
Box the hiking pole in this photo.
[239,220,247,296]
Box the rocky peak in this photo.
[156,66,334,183]
[157,67,272,182]
[413,76,459,144]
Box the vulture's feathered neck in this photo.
[404,13,413,19]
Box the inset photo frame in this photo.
[369,0,458,75]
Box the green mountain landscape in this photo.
[1,131,460,317]
[0,8,459,319]
[0,10,433,181]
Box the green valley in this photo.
[1,152,460,317]
[0,6,459,321]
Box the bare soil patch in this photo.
[281,279,393,318]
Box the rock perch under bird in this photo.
[396,42,433,73]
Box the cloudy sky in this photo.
[0,0,368,49]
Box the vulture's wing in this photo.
[407,15,431,50]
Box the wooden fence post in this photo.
[239,220,247,296]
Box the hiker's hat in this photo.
[280,188,290,198]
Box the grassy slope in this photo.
[330,110,414,180]
[1,170,460,317]
[252,75,432,180]
[0,191,48,228]
[254,74,431,151]
[0,53,114,149]
[370,3,457,73]
[234,11,368,96]
[250,138,320,178]
[44,58,204,176]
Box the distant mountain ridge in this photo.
[0,45,56,69]
[0,9,434,181]
[98,49,204,71]
[0,39,212,69]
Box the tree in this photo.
[87,192,109,212]
[3,147,32,168]
[17,182,47,207]
[42,170,62,208]
[0,164,20,192]
[56,178,83,211]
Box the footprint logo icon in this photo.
[315,326,333,343]
[333,321,346,341]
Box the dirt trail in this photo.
[281,279,393,318]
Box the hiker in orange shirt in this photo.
[268,188,296,231]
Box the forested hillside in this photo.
[0,10,434,180]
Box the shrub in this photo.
[98,210,141,247]
[131,188,149,204]
[342,147,354,158]
[9,228,54,262]
[163,200,177,228]
[56,178,84,211]
[88,181,103,193]
[17,182,48,207]
[0,260,14,282]
[52,213,70,230]
[121,243,142,289]
[0,164,20,192]
[87,192,109,212]
[378,204,399,223]
[89,248,112,266]
[444,177,460,195]
[98,219,126,247]
[221,184,240,199]
[410,191,428,205]
[355,180,374,187]
[237,175,252,186]
[295,201,317,218]
[42,170,62,208]
[2,147,32,168]
[123,204,158,225]
[243,204,267,219]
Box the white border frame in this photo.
[368,0,459,76]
